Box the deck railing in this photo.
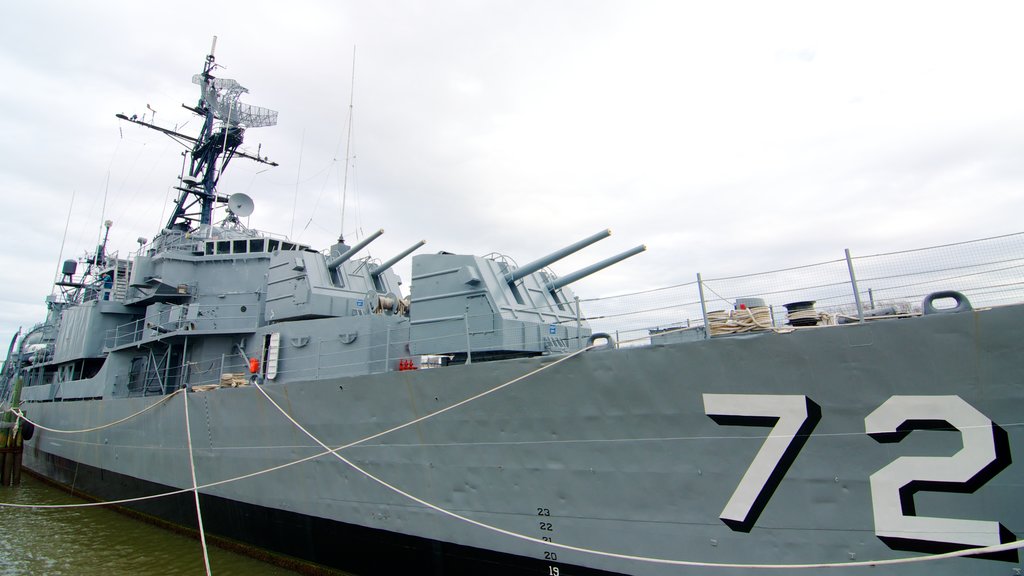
[579,232,1024,346]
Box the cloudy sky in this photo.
[1,0,1022,348]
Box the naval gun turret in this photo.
[327,229,384,273]
[408,231,645,361]
[504,229,611,284]
[266,230,424,321]
[260,231,426,378]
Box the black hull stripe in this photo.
[29,452,626,576]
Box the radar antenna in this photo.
[191,77,279,129]
[115,36,279,233]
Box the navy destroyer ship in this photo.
[2,42,1023,576]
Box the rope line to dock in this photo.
[6,346,1024,569]
[6,390,183,434]
[251,356,1024,570]
[259,387,1024,569]
[0,344,593,509]
[182,388,213,576]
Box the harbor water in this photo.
[0,474,303,575]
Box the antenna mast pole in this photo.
[115,36,278,234]
[339,45,356,244]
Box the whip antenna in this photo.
[339,45,356,243]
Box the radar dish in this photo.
[227,193,255,217]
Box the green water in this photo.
[0,475,300,575]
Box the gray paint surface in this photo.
[15,303,1024,575]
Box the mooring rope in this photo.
[707,306,779,336]
[248,360,1024,570]
[0,344,592,510]
[7,389,183,434]
[182,390,213,575]
[6,342,1024,570]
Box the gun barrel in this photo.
[327,229,384,271]
[546,244,646,291]
[505,229,611,284]
[372,240,427,278]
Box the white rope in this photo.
[303,344,594,450]
[8,389,183,434]
[707,306,792,337]
[249,353,1024,570]
[708,307,774,335]
[0,346,592,509]
[786,307,830,326]
[733,306,773,331]
[182,390,213,576]
[7,346,1024,570]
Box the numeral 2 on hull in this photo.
[865,395,1015,554]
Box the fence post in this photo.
[464,310,472,365]
[574,296,582,351]
[845,248,865,322]
[697,273,711,340]
[180,336,189,391]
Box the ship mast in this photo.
[116,36,279,234]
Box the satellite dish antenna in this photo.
[227,193,255,217]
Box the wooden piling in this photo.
[1,377,25,486]
[0,426,8,486]
[11,427,22,485]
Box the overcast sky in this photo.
[1,0,1023,348]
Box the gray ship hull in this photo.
[21,303,1024,575]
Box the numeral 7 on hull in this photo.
[702,394,822,532]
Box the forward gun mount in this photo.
[505,229,612,284]
[408,230,645,361]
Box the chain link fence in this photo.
[579,232,1024,346]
